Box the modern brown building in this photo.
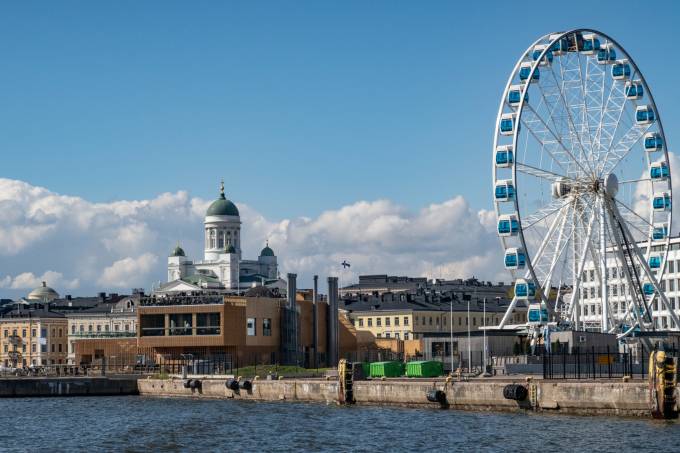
[135,289,357,368]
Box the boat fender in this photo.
[503,384,528,401]
[426,389,446,403]
[226,378,239,391]
[189,379,202,390]
[239,380,252,391]
[182,380,191,389]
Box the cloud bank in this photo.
[0,178,505,298]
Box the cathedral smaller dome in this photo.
[171,244,185,257]
[206,180,240,217]
[260,242,275,257]
[27,282,60,303]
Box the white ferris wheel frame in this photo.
[492,29,678,338]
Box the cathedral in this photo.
[159,182,280,293]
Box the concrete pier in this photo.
[137,377,655,417]
[0,377,139,398]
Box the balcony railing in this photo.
[71,332,136,338]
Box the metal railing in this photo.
[543,347,645,379]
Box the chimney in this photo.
[98,292,106,301]
[312,275,318,368]
[327,276,339,367]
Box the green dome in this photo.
[226,244,236,253]
[206,181,240,217]
[171,245,185,257]
[260,244,275,257]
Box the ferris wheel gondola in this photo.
[491,29,679,338]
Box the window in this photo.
[58,344,62,353]
[671,297,676,310]
[169,314,192,335]
[124,324,129,331]
[670,261,675,273]
[51,344,55,353]
[403,317,409,326]
[71,325,76,335]
[96,325,101,332]
[473,317,476,326]
[3,345,6,353]
[394,317,400,326]
[88,325,93,333]
[403,332,409,340]
[436,317,439,325]
[140,315,165,337]
[79,325,84,333]
[359,318,364,327]
[376,318,382,327]
[368,318,373,327]
[429,317,433,326]
[459,317,462,326]
[114,325,119,332]
[2,330,7,338]
[31,329,36,337]
[22,329,26,337]
[385,317,391,327]
[263,318,272,336]
[384,332,390,338]
[58,329,62,337]
[246,318,256,336]
[105,325,110,332]
[32,344,36,353]
[40,328,47,338]
[671,280,676,292]
[395,333,400,339]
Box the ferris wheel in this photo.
[492,29,679,338]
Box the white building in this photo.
[161,182,279,293]
[579,237,680,331]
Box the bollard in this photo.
[182,365,188,380]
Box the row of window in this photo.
[583,297,678,316]
[3,358,63,367]
[70,323,132,334]
[354,314,516,329]
[2,328,54,339]
[3,342,62,354]
[140,313,221,336]
[206,228,238,250]
[246,318,272,336]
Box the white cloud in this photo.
[98,253,159,289]
[0,177,507,298]
[0,270,79,290]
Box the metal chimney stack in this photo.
[327,276,339,367]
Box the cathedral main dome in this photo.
[206,182,239,217]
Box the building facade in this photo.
[164,182,278,292]
[67,296,137,364]
[342,294,525,340]
[0,308,68,367]
[579,237,680,331]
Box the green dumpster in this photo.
[406,360,444,378]
[369,361,405,378]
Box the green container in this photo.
[406,360,444,378]
[369,361,405,378]
[361,362,370,377]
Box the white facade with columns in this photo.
[166,182,278,291]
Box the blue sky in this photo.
[2,1,680,298]
[2,1,678,219]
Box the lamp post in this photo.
[450,298,453,374]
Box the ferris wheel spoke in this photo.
[515,161,572,183]
[547,62,597,175]
[599,121,653,176]
[521,198,570,230]
[521,102,592,175]
[595,67,638,164]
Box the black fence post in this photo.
[591,347,595,379]
[607,345,611,379]
[576,348,581,380]
[562,349,566,380]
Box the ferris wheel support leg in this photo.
[497,296,519,329]
[603,202,649,338]
[611,203,680,331]
[599,198,610,333]
[568,204,597,328]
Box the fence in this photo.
[543,347,644,379]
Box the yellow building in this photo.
[343,296,527,340]
[0,307,68,367]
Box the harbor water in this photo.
[1,396,678,452]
